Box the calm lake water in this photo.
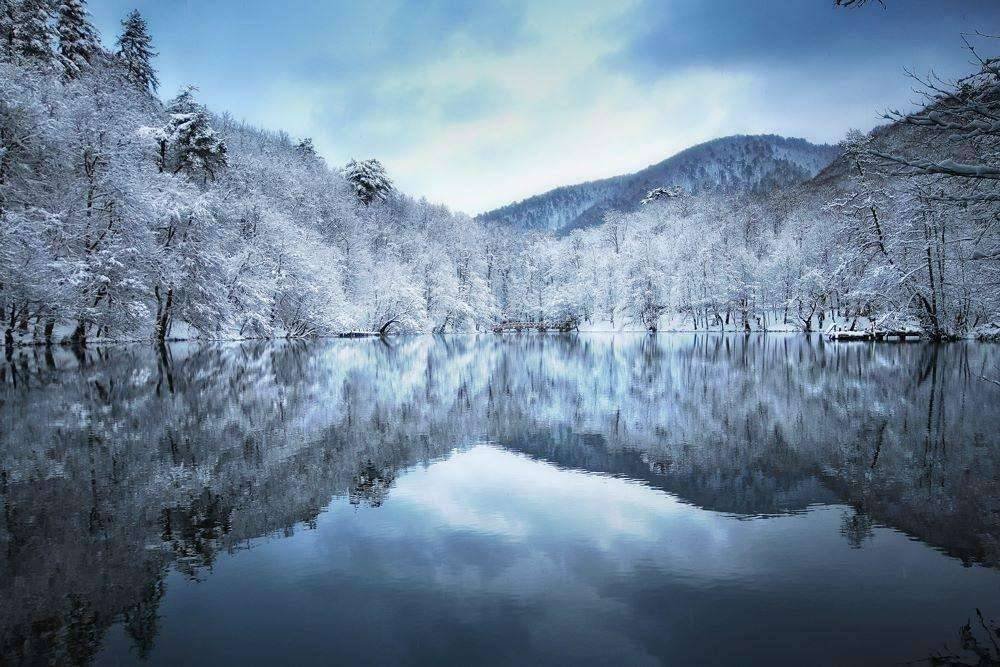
[1,334,999,665]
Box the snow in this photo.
[1,13,999,345]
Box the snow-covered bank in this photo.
[4,317,999,348]
[577,311,880,334]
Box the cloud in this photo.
[609,0,998,75]
[87,0,1000,214]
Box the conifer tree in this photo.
[343,159,393,206]
[296,138,316,157]
[57,0,99,79]
[13,0,57,63]
[0,0,17,55]
[161,87,228,182]
[116,9,157,92]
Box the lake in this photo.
[1,334,999,665]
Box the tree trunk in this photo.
[924,243,940,338]
[378,318,397,337]
[156,287,174,343]
[70,320,87,347]
[5,306,15,349]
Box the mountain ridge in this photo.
[477,134,841,234]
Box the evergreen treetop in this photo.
[12,0,57,63]
[344,158,393,206]
[116,9,158,92]
[57,0,100,79]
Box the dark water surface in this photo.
[2,335,1000,665]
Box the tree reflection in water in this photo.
[926,609,1000,666]
[0,334,998,663]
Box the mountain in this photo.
[477,135,841,234]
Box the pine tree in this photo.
[161,87,228,182]
[296,137,316,157]
[12,0,57,63]
[57,0,99,79]
[0,0,17,55]
[116,9,157,92]
[343,159,393,206]
[296,137,325,169]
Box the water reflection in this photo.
[1,335,999,664]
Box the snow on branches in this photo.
[343,158,393,206]
[157,87,227,182]
[876,35,1000,194]
[641,186,686,205]
[0,18,499,344]
[1,1,998,345]
[56,0,99,79]
[116,9,157,92]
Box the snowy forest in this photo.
[2,0,1000,343]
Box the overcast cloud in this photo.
[89,0,1000,213]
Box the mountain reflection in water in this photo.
[1,334,998,665]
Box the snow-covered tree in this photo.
[641,185,685,205]
[0,0,17,53]
[875,40,1000,202]
[0,15,511,346]
[12,0,56,63]
[57,0,99,79]
[296,137,316,157]
[344,158,393,206]
[159,87,228,182]
[116,9,157,92]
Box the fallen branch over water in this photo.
[826,329,923,341]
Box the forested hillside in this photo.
[479,26,1000,341]
[0,2,499,344]
[499,79,1000,339]
[478,135,841,234]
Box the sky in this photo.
[87,0,1000,215]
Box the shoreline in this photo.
[4,328,999,349]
